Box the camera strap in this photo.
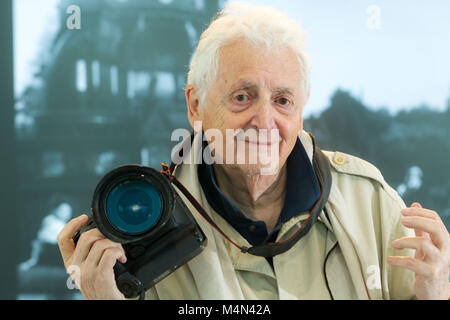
[161,132,332,258]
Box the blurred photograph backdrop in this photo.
[1,0,448,299]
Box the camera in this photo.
[73,164,207,299]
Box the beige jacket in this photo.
[141,131,416,300]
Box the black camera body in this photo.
[73,165,207,299]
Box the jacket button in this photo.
[333,155,345,165]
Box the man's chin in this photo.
[229,163,281,177]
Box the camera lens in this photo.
[106,179,162,235]
[91,165,174,243]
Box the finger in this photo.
[72,228,106,265]
[57,214,89,265]
[414,228,429,239]
[414,227,430,239]
[387,256,432,276]
[84,239,126,268]
[411,202,422,209]
[403,203,431,238]
[401,216,448,250]
[403,207,429,238]
[98,247,127,271]
[95,248,128,298]
[401,207,443,223]
[392,237,440,262]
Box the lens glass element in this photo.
[106,179,162,234]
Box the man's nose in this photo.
[249,100,277,130]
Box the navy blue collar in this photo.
[197,136,321,246]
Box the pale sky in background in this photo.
[14,0,450,117]
[14,0,60,98]
[240,0,450,116]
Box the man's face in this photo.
[189,40,307,176]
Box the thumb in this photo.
[57,214,89,265]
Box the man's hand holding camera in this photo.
[57,214,127,300]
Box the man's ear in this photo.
[185,84,202,128]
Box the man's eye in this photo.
[234,94,250,104]
[276,97,291,106]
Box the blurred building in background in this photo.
[14,0,222,299]
[304,89,450,229]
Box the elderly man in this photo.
[57,3,449,300]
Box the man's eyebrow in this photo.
[229,81,255,91]
[273,87,295,96]
[229,82,295,96]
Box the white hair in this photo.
[186,1,311,107]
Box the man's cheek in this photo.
[207,105,228,129]
[280,122,301,141]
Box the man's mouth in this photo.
[240,139,280,146]
[234,130,282,146]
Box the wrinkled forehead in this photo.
[216,41,303,92]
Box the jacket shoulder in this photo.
[322,150,404,206]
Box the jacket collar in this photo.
[173,130,336,235]
[196,131,321,247]
[173,131,336,276]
